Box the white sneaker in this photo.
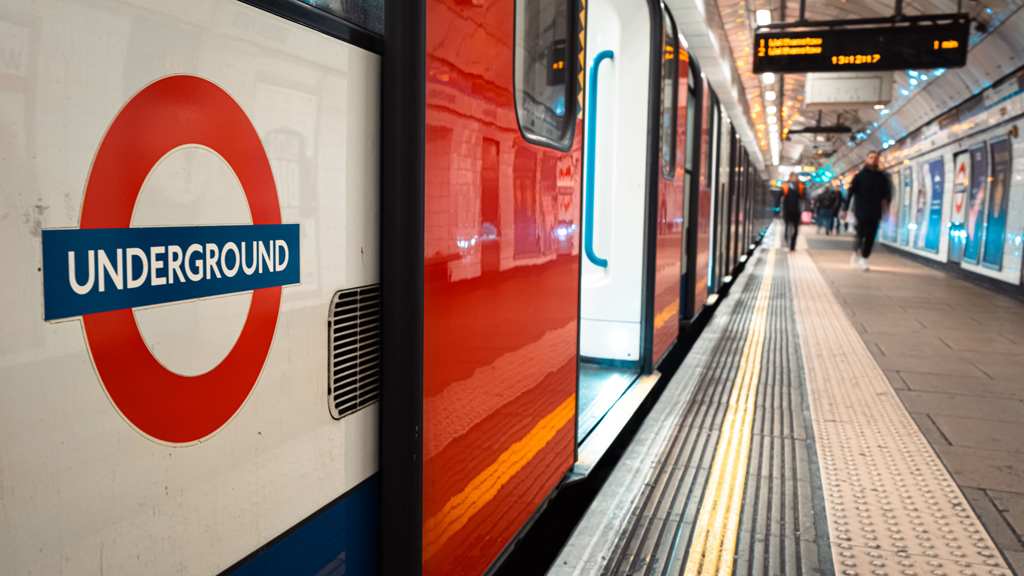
[850,252,859,267]
[859,257,869,271]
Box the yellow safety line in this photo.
[683,249,775,576]
[654,298,680,330]
[422,394,575,561]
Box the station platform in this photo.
[549,224,1024,576]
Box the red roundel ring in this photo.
[80,75,281,444]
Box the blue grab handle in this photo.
[584,50,613,268]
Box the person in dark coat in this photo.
[832,182,845,234]
[816,182,840,235]
[842,150,892,270]
[782,173,804,251]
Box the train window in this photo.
[660,8,679,179]
[514,0,575,150]
[297,0,384,35]
[684,91,696,172]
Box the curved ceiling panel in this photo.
[833,3,1024,176]
[711,0,1023,177]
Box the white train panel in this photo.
[0,1,380,574]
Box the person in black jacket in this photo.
[842,151,892,271]
[781,173,804,250]
[816,182,840,235]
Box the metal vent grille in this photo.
[328,284,381,419]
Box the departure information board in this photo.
[752,22,969,73]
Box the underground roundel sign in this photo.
[40,75,299,444]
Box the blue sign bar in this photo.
[42,224,300,320]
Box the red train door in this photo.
[651,7,687,364]
[381,1,585,575]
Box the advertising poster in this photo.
[982,138,1011,269]
[963,144,988,264]
[923,158,944,252]
[883,171,898,241]
[913,162,929,249]
[952,152,969,225]
[899,168,912,245]
[949,151,970,262]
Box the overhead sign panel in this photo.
[753,22,969,73]
[804,71,893,110]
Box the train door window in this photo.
[685,63,696,173]
[514,0,575,150]
[684,89,696,172]
[660,8,679,179]
[297,0,384,35]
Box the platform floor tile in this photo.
[789,238,1012,576]
[549,227,832,576]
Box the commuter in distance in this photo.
[782,172,805,251]
[816,180,841,235]
[842,151,892,271]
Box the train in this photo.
[0,0,770,575]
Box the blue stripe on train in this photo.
[226,475,379,576]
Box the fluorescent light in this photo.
[765,91,776,101]
[756,10,771,26]
[767,115,777,123]
[767,106,777,113]
[873,104,885,110]
[762,72,775,84]
[769,125,778,132]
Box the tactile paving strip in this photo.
[598,247,767,576]
[788,246,1012,576]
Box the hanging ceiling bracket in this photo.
[756,11,968,31]
[784,126,852,139]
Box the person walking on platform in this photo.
[782,172,804,251]
[816,181,840,235]
[842,150,891,271]
[833,183,845,234]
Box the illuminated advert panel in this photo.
[753,22,969,74]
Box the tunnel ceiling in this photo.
[714,0,1024,179]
